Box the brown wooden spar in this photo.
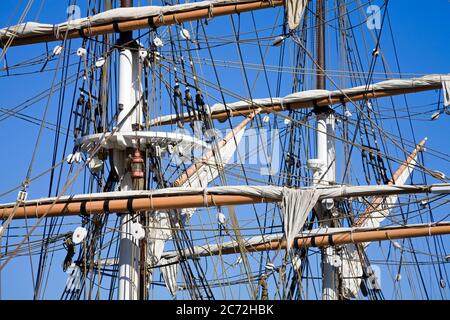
[160,222,450,259]
[356,137,427,226]
[0,0,283,47]
[188,86,440,123]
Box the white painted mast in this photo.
[310,0,339,300]
[117,0,140,301]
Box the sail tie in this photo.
[442,77,450,107]
[35,200,40,219]
[53,24,60,40]
[203,188,209,207]
[173,14,180,25]
[85,17,92,37]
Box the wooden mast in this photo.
[159,222,450,259]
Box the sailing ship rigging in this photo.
[0,0,449,300]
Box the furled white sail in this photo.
[160,261,179,296]
[442,78,450,107]
[96,222,450,267]
[0,0,270,41]
[147,211,172,267]
[286,0,308,30]
[150,75,450,126]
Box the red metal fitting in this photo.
[130,148,144,180]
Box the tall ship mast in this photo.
[0,0,449,300]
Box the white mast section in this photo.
[315,111,338,300]
[116,31,142,300]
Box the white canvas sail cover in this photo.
[286,0,308,30]
[281,187,321,250]
[150,74,450,126]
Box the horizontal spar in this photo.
[0,194,275,220]
[95,222,450,266]
[259,223,450,251]
[149,74,450,125]
[0,184,449,220]
[0,0,283,47]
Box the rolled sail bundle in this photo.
[1,183,449,220]
[0,0,284,47]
